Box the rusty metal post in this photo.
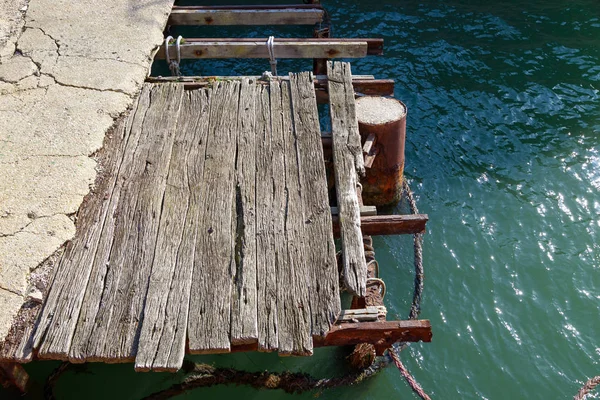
[356,96,407,206]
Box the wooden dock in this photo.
[1,67,429,373]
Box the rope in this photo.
[266,36,277,76]
[164,35,182,77]
[385,179,430,400]
[389,349,432,400]
[366,277,386,298]
[574,376,600,400]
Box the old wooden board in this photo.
[157,39,375,60]
[276,80,313,356]
[169,6,324,26]
[134,89,211,372]
[288,72,340,337]
[332,214,429,237]
[187,81,240,354]
[68,84,184,363]
[230,78,259,346]
[254,81,281,352]
[327,61,367,297]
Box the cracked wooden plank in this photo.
[187,80,240,354]
[135,89,211,372]
[276,80,312,356]
[327,61,367,297]
[230,78,258,346]
[255,82,281,352]
[288,72,340,337]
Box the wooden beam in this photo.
[328,61,367,297]
[333,214,428,237]
[145,76,394,103]
[169,6,325,26]
[319,320,432,347]
[228,320,431,353]
[155,38,383,60]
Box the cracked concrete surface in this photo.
[0,0,174,340]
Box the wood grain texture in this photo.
[187,81,240,354]
[277,80,313,356]
[230,78,258,346]
[255,82,281,352]
[73,84,184,363]
[157,40,369,60]
[135,89,211,371]
[288,72,340,337]
[327,61,367,297]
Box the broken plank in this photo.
[255,82,281,352]
[134,89,211,372]
[332,214,429,237]
[327,61,367,297]
[277,80,313,356]
[188,81,240,354]
[289,71,340,337]
[230,78,259,346]
[169,6,324,26]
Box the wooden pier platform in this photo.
[1,66,430,376]
[26,73,343,372]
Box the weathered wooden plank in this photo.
[255,82,280,352]
[337,306,387,322]
[134,89,211,372]
[157,39,371,60]
[332,214,429,237]
[330,206,377,216]
[277,80,313,356]
[230,78,258,346]
[147,74,376,83]
[65,84,184,362]
[288,72,340,337]
[327,61,367,297]
[32,96,142,360]
[169,6,324,26]
[188,81,240,354]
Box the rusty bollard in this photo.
[355,96,407,206]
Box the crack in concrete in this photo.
[40,72,132,97]
[23,25,60,55]
[0,212,71,238]
[0,286,23,297]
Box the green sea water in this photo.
[5,1,600,399]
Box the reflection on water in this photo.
[8,1,600,399]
